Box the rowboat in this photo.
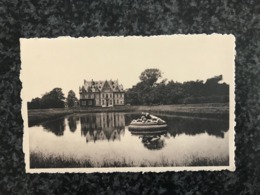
[128,113,167,131]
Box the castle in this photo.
[79,79,125,107]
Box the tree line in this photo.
[27,68,229,109]
[125,69,229,105]
[27,88,78,109]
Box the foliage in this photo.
[28,88,65,109]
[66,90,78,108]
[139,68,162,86]
[126,69,229,105]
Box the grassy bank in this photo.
[28,108,73,126]
[130,103,228,118]
[30,152,228,168]
[28,103,229,126]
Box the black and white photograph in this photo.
[21,35,235,173]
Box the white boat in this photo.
[128,113,167,130]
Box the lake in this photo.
[29,112,229,168]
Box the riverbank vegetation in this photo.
[30,152,228,168]
[126,69,229,105]
[28,103,228,126]
[27,68,229,126]
[27,69,229,110]
[28,108,73,126]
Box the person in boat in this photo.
[141,115,146,122]
[145,112,152,119]
[140,112,166,124]
[141,112,152,120]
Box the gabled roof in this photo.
[80,79,124,93]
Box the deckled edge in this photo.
[20,34,236,173]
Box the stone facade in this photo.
[79,79,125,107]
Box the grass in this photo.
[30,152,92,168]
[130,103,229,119]
[132,103,229,114]
[28,103,229,126]
[184,155,229,166]
[28,108,73,126]
[30,152,134,168]
[30,152,229,168]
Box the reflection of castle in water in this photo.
[80,112,125,142]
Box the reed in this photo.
[30,152,229,168]
[185,155,229,166]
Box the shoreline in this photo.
[27,103,229,126]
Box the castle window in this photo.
[82,100,86,105]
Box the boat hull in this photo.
[128,124,167,130]
[128,128,167,136]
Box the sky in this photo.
[20,35,235,101]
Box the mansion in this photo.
[79,79,125,107]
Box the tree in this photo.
[66,90,78,108]
[205,75,223,85]
[125,70,229,105]
[40,88,65,109]
[27,97,41,109]
[139,68,162,86]
[204,75,229,96]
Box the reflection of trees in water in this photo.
[67,115,79,133]
[80,112,125,142]
[163,116,229,138]
[125,114,141,125]
[41,118,65,136]
[126,114,229,138]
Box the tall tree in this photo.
[66,90,78,108]
[40,88,65,109]
[139,68,162,86]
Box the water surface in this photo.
[29,112,229,168]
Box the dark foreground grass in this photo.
[30,152,229,168]
[30,152,134,168]
[30,152,92,168]
[185,155,229,166]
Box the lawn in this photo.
[27,103,229,126]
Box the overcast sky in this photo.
[20,35,235,101]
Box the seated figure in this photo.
[141,112,152,120]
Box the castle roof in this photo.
[80,79,124,93]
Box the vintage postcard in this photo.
[21,35,235,173]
